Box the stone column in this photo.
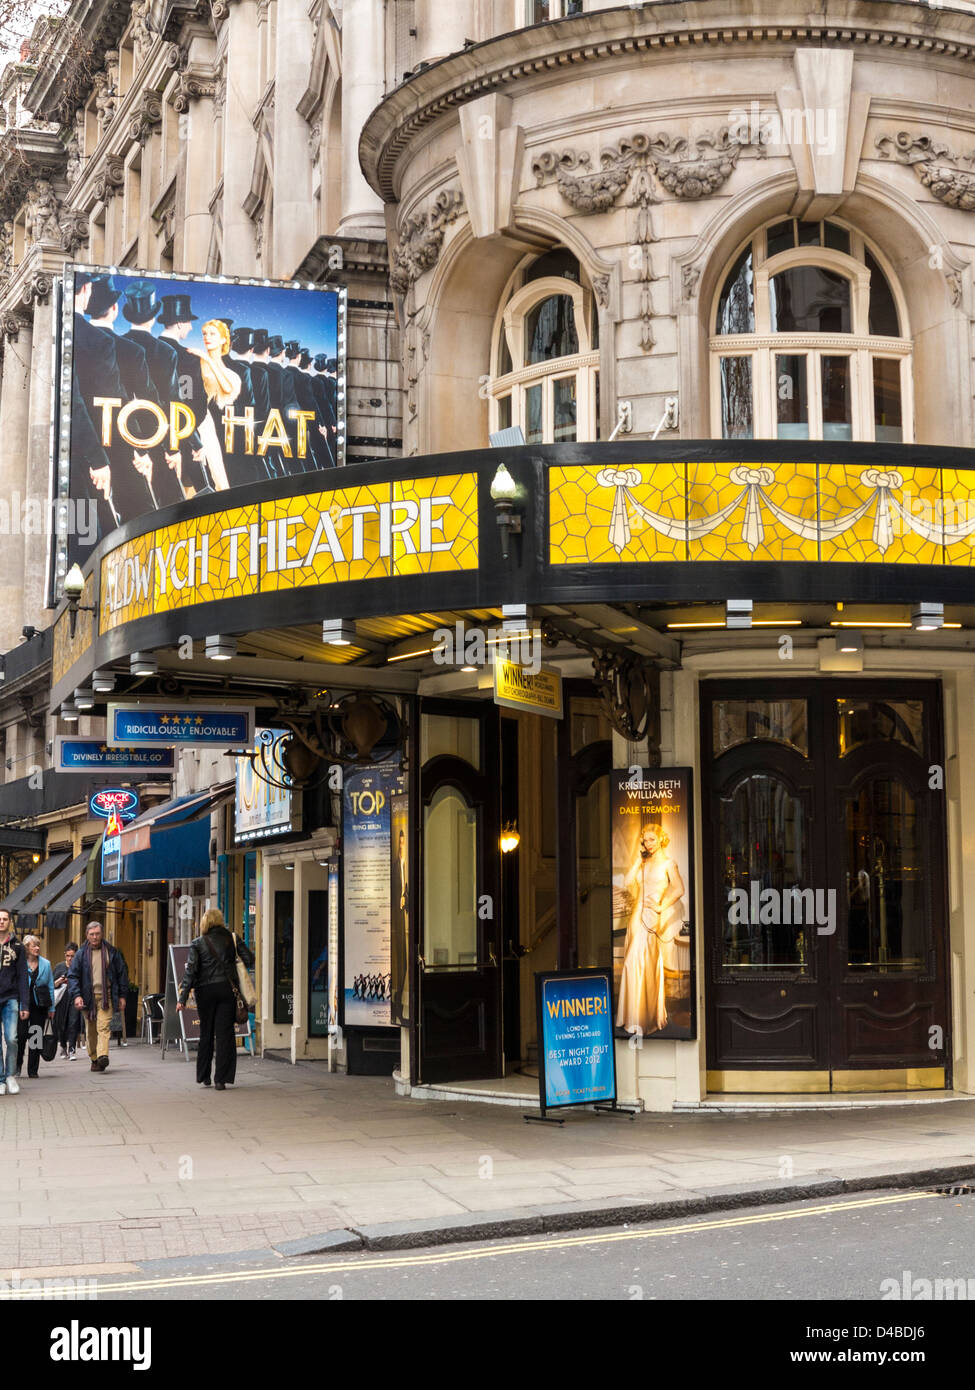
[415,0,474,64]
[221,0,261,274]
[172,27,218,274]
[338,0,386,237]
[272,0,315,277]
[24,282,55,629]
[0,311,32,652]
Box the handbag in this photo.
[231,934,257,1011]
[41,1018,58,1063]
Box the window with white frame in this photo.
[711,218,912,444]
[488,248,599,445]
[527,0,584,22]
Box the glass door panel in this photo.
[720,773,810,972]
[845,779,927,972]
[422,785,479,966]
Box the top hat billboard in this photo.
[57,265,345,570]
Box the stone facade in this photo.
[2,0,975,1103]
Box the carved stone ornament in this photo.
[592,272,610,308]
[22,272,52,309]
[532,125,765,211]
[128,90,163,144]
[59,209,89,256]
[210,0,230,26]
[25,180,61,247]
[173,73,218,113]
[682,264,701,300]
[307,120,322,161]
[945,269,963,308]
[130,0,152,68]
[390,188,465,295]
[876,132,975,211]
[0,221,13,287]
[2,313,24,341]
[92,154,125,204]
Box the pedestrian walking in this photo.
[178,908,255,1090]
[53,942,81,1058]
[16,936,55,1079]
[0,909,28,1095]
[66,921,129,1073]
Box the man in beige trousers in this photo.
[66,922,128,1072]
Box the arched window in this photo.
[711,218,912,443]
[488,249,599,444]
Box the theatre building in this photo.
[6,1,975,1105]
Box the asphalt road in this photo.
[35,1187,975,1303]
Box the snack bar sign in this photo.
[106,704,254,748]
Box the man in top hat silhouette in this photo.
[121,281,192,507]
[71,273,123,537]
[265,333,300,477]
[75,275,161,525]
[156,293,211,492]
[284,340,320,472]
[246,329,276,481]
[223,325,265,487]
[310,353,338,467]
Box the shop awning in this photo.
[119,783,235,856]
[0,848,70,912]
[16,849,92,917]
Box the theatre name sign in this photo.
[99,474,479,631]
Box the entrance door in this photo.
[415,701,502,1084]
[703,681,949,1091]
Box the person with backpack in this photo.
[178,908,255,1090]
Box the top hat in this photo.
[156,293,199,327]
[218,317,234,333]
[284,340,301,358]
[231,326,254,353]
[298,351,311,369]
[121,280,161,324]
[86,276,123,319]
[313,354,329,372]
[251,328,269,354]
[74,270,94,293]
[268,334,284,355]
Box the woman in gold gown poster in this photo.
[612,770,695,1040]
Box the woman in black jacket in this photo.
[178,908,255,1089]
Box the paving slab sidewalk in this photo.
[2,1043,975,1269]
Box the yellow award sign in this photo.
[493,660,563,719]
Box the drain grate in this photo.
[932,1184,975,1196]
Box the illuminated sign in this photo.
[235,729,295,843]
[55,738,175,774]
[102,807,122,885]
[98,474,479,633]
[58,266,345,572]
[106,704,254,747]
[493,659,563,719]
[549,461,975,566]
[89,788,140,822]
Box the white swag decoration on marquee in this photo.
[595,467,975,556]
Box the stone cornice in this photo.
[359,0,975,202]
[294,234,389,283]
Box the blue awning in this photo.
[119,783,234,857]
[120,818,212,884]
